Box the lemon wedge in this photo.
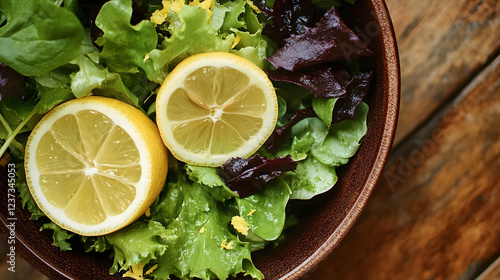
[155,52,278,167]
[24,96,168,236]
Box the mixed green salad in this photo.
[0,0,374,279]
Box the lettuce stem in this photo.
[0,111,35,158]
[0,113,12,133]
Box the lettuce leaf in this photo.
[95,0,158,81]
[235,179,291,241]
[148,6,234,81]
[106,220,177,274]
[0,0,84,76]
[150,173,264,280]
[312,101,368,166]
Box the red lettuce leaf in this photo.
[219,155,298,198]
[0,62,25,100]
[267,6,372,71]
[266,66,350,99]
[258,0,320,46]
[265,106,317,154]
[332,71,373,124]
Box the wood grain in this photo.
[386,0,500,145]
[305,53,500,280]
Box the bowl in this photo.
[0,0,399,279]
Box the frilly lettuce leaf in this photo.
[150,173,264,280]
[185,164,237,202]
[148,6,234,81]
[40,223,74,251]
[95,0,158,82]
[106,220,177,274]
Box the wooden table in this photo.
[1,0,499,279]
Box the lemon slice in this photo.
[24,96,168,236]
[156,52,278,167]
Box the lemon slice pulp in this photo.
[24,96,168,236]
[156,52,278,167]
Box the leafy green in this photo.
[150,173,264,280]
[106,220,177,274]
[312,97,338,128]
[235,179,290,241]
[40,223,74,251]
[0,0,84,76]
[95,0,159,82]
[312,102,368,166]
[149,6,234,81]
[185,164,237,201]
[0,86,73,157]
[286,155,338,199]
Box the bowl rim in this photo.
[278,0,400,278]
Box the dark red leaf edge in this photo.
[219,155,298,198]
[332,71,373,124]
[266,66,350,99]
[265,106,317,154]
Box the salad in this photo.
[0,0,374,279]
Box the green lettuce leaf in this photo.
[95,0,158,82]
[106,220,177,274]
[312,101,368,166]
[0,0,84,76]
[286,155,338,200]
[150,173,264,280]
[148,6,235,79]
[235,179,290,241]
[40,222,74,251]
[185,164,237,201]
[280,103,368,199]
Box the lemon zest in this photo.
[231,216,249,236]
[231,35,241,49]
[145,264,158,275]
[246,0,261,13]
[123,263,145,280]
[220,239,234,250]
[247,209,256,216]
[199,226,205,233]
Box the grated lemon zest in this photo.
[145,264,158,275]
[220,239,234,250]
[231,35,241,49]
[246,0,261,13]
[247,209,256,216]
[199,226,205,233]
[231,215,249,236]
[123,263,145,280]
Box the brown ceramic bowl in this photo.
[0,0,399,279]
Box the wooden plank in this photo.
[385,0,500,145]
[305,54,500,279]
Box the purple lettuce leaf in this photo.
[332,71,373,124]
[267,6,372,71]
[265,106,317,154]
[258,0,320,46]
[266,66,351,99]
[219,155,298,198]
